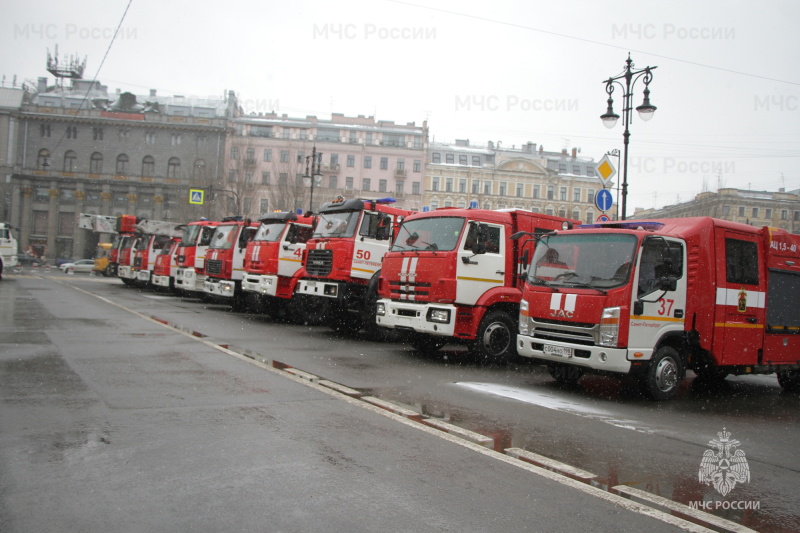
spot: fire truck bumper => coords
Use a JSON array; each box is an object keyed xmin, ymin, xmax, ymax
[
  {"xmin": 151, "ymin": 274, "xmax": 170, "ymax": 287},
  {"xmin": 117, "ymin": 265, "xmax": 135, "ymax": 279},
  {"xmin": 242, "ymin": 274, "xmax": 278, "ymax": 297},
  {"xmin": 375, "ymin": 299, "xmax": 457, "ymax": 337},
  {"xmin": 136, "ymin": 270, "xmax": 151, "ymax": 282},
  {"xmin": 175, "ymin": 268, "xmax": 206, "ymax": 292},
  {"xmin": 204, "ymin": 278, "xmax": 236, "ymax": 298},
  {"xmin": 296, "ymin": 279, "xmax": 344, "ymax": 300},
  {"xmin": 516, "ymin": 335, "xmax": 632, "ymax": 374}
]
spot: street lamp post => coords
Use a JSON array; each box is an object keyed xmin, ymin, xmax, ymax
[
  {"xmin": 605, "ymin": 148, "xmax": 621, "ymax": 220},
  {"xmin": 600, "ymin": 54, "xmax": 657, "ymax": 220},
  {"xmin": 302, "ymin": 145, "xmax": 323, "ymax": 213},
  {"xmin": 208, "ymin": 184, "xmax": 240, "ymax": 217}
]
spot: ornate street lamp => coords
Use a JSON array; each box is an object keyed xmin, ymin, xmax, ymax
[
  {"xmin": 601, "ymin": 54, "xmax": 657, "ymax": 220},
  {"xmin": 302, "ymin": 145, "xmax": 323, "ymax": 213}
]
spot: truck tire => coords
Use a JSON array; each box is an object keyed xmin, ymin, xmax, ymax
[
  {"xmin": 777, "ymin": 369, "xmax": 800, "ymax": 392},
  {"xmin": 470, "ymin": 310, "xmax": 516, "ymax": 365},
  {"xmin": 641, "ymin": 346, "xmax": 683, "ymax": 401},
  {"xmin": 547, "ymin": 362, "xmax": 584, "ymax": 386},
  {"xmin": 408, "ymin": 333, "xmax": 447, "ymax": 353}
]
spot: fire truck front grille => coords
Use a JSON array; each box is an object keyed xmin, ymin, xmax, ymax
[
  {"xmin": 530, "ymin": 319, "xmax": 597, "ymax": 347},
  {"xmin": 306, "ymin": 249, "xmax": 332, "ymax": 276},
  {"xmin": 133, "ymin": 257, "xmax": 142, "ymax": 268},
  {"xmin": 206, "ymin": 259, "xmax": 223, "ymax": 275},
  {"xmin": 388, "ymin": 281, "xmax": 432, "ymax": 299}
]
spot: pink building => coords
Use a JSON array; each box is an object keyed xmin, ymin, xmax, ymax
[{"xmin": 223, "ymin": 112, "xmax": 428, "ymax": 217}]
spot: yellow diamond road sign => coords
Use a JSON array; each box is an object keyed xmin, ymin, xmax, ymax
[{"xmin": 596, "ymin": 154, "xmax": 617, "ymax": 187}]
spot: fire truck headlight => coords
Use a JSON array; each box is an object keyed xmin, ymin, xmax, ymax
[
  {"xmin": 376, "ymin": 302, "xmax": 386, "ymax": 316},
  {"xmin": 599, "ymin": 306, "xmax": 621, "ymax": 347},
  {"xmin": 519, "ymin": 299, "xmax": 529, "ymax": 335},
  {"xmin": 427, "ymin": 308, "xmax": 451, "ymax": 324}
]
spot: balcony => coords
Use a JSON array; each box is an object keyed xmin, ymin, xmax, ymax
[
  {"xmin": 323, "ymin": 164, "xmax": 340, "ymax": 173},
  {"xmin": 394, "ymin": 168, "xmax": 407, "ymax": 179}
]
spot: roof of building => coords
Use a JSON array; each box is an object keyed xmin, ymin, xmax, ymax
[{"xmin": 0, "ymin": 87, "xmax": 25, "ymax": 109}]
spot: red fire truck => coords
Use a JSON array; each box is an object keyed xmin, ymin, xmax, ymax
[
  {"xmin": 375, "ymin": 208, "xmax": 577, "ymax": 363},
  {"xmin": 295, "ymin": 197, "xmax": 414, "ymax": 332},
  {"xmin": 78, "ymin": 213, "xmax": 138, "ymax": 277},
  {"xmin": 241, "ymin": 211, "xmax": 316, "ymax": 318},
  {"xmin": 123, "ymin": 219, "xmax": 181, "ymax": 287},
  {"xmin": 516, "ymin": 217, "xmax": 800, "ymax": 400},
  {"xmin": 151, "ymin": 236, "xmax": 182, "ymax": 291},
  {"xmin": 203, "ymin": 217, "xmax": 259, "ymax": 308},
  {"xmin": 174, "ymin": 219, "xmax": 220, "ymax": 297}
]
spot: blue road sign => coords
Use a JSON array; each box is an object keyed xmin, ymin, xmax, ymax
[{"xmin": 595, "ymin": 189, "xmax": 614, "ymax": 212}]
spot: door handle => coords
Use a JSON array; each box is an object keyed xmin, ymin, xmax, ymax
[{"xmin": 496, "ymin": 271, "xmax": 504, "ymax": 275}]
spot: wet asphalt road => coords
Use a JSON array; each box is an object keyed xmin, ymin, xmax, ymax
[{"xmin": 2, "ymin": 270, "xmax": 798, "ymax": 532}]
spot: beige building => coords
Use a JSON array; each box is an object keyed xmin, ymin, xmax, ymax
[
  {"xmin": 425, "ymin": 140, "xmax": 604, "ymax": 223},
  {"xmin": 631, "ymin": 188, "xmax": 800, "ymax": 232}
]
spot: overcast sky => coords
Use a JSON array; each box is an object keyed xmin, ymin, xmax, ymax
[{"xmin": 2, "ymin": 0, "xmax": 799, "ymax": 215}]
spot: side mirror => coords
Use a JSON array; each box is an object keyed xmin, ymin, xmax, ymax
[
  {"xmin": 658, "ymin": 276, "xmax": 678, "ymax": 292},
  {"xmin": 520, "ymin": 249, "xmax": 530, "ymax": 267}
]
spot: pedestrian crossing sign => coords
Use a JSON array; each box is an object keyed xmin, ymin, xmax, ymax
[{"xmin": 189, "ymin": 189, "xmax": 204, "ymax": 205}]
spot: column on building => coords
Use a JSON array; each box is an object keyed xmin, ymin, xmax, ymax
[
  {"xmin": 72, "ymin": 188, "xmax": 87, "ymax": 258},
  {"xmin": 19, "ymin": 182, "xmax": 33, "ymax": 252},
  {"xmin": 46, "ymin": 183, "xmax": 59, "ymax": 261}
]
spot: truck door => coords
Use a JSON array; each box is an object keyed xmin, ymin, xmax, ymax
[
  {"xmin": 713, "ymin": 230, "xmax": 766, "ymax": 366},
  {"xmin": 456, "ymin": 222, "xmax": 505, "ymax": 305},
  {"xmin": 278, "ymin": 224, "xmax": 311, "ymax": 277}
]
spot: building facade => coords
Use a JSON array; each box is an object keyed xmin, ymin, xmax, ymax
[
  {"xmin": 224, "ymin": 113, "xmax": 428, "ymax": 217},
  {"xmin": 631, "ymin": 188, "xmax": 800, "ymax": 232},
  {"xmin": 425, "ymin": 140, "xmax": 604, "ymax": 223},
  {"xmin": 6, "ymin": 64, "xmax": 233, "ymax": 259}
]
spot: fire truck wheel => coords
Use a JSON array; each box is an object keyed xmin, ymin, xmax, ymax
[
  {"xmin": 642, "ymin": 346, "xmax": 684, "ymax": 401},
  {"xmin": 547, "ymin": 362, "xmax": 584, "ymax": 385},
  {"xmin": 407, "ymin": 333, "xmax": 446, "ymax": 353},
  {"xmin": 471, "ymin": 310, "xmax": 516, "ymax": 365},
  {"xmin": 777, "ymin": 369, "xmax": 800, "ymax": 391}
]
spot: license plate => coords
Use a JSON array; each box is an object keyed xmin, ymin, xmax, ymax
[{"xmin": 543, "ymin": 344, "xmax": 573, "ymax": 357}]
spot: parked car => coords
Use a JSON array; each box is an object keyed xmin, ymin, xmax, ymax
[
  {"xmin": 59, "ymin": 259, "xmax": 95, "ymax": 274},
  {"xmin": 17, "ymin": 253, "xmax": 43, "ymax": 266},
  {"xmin": 55, "ymin": 257, "xmax": 75, "ymax": 267}
]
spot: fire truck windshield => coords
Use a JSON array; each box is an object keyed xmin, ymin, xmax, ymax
[
  {"xmin": 209, "ymin": 225, "xmax": 239, "ymax": 250},
  {"xmin": 181, "ymin": 225, "xmax": 202, "ymax": 247},
  {"xmin": 391, "ymin": 217, "xmax": 465, "ymax": 252},
  {"xmin": 253, "ymin": 222, "xmax": 285, "ymax": 242},
  {"xmin": 314, "ymin": 211, "xmax": 360, "ymax": 238},
  {"xmin": 528, "ymin": 233, "xmax": 638, "ymax": 289}
]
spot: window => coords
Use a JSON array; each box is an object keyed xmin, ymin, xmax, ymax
[
  {"xmin": 261, "ymin": 172, "xmax": 271, "ymax": 185},
  {"xmin": 230, "ymin": 146, "xmax": 239, "ymax": 160},
  {"xmin": 533, "ymin": 185, "xmax": 540, "ymax": 199},
  {"xmin": 738, "ymin": 206, "xmax": 745, "ymax": 217},
  {"xmin": 279, "ymin": 173, "xmax": 288, "ymax": 185},
  {"xmin": 573, "ymin": 188, "xmax": 581, "ymax": 202},
  {"xmin": 587, "ymin": 190, "xmax": 595, "ymax": 205},
  {"xmin": 345, "ymin": 176, "xmax": 354, "ymax": 190},
  {"xmin": 397, "ymin": 159, "xmax": 405, "ymax": 170},
  {"xmin": 330, "ymin": 154, "xmax": 339, "ymax": 165},
  {"xmin": 329, "ymin": 176, "xmax": 338, "ymax": 189},
  {"xmin": 363, "ymin": 178, "xmax": 371, "ymax": 191},
  {"xmin": 572, "ymin": 209, "xmax": 581, "ymax": 221},
  {"xmin": 395, "ymin": 181, "xmax": 404, "ymax": 194},
  {"xmin": 446, "ymin": 154, "xmax": 454, "ymax": 164},
  {"xmin": 459, "ymin": 155, "xmax": 467, "ymax": 165},
  {"xmin": 726, "ymin": 238, "xmax": 759, "ymax": 285},
  {"xmin": 516, "ymin": 184, "xmax": 523, "ymax": 197},
  {"xmin": 90, "ymin": 152, "xmax": 103, "ymax": 174},
  {"xmin": 379, "ymin": 179, "xmax": 387, "ymax": 192},
  {"xmin": 167, "ymin": 157, "xmax": 180, "ymax": 179},
  {"xmin": 380, "ymin": 157, "xmax": 388, "ymax": 170},
  {"xmin": 37, "ymin": 149, "xmax": 50, "ymax": 169},
  {"xmin": 560, "ymin": 187, "xmax": 567, "ymax": 201},
  {"xmin": 431, "ymin": 177, "xmax": 440, "ymax": 191},
  {"xmin": 66, "ymin": 125, "xmax": 78, "ymax": 139},
  {"xmin": 472, "ymin": 156, "xmax": 481, "ymax": 166},
  {"xmin": 484, "ymin": 181, "xmax": 491, "ymax": 195},
  {"xmin": 228, "ymin": 170, "xmax": 237, "ymax": 182},
  {"xmin": 245, "ymin": 171, "xmax": 254, "ymax": 184},
  {"xmin": 413, "ymin": 160, "xmax": 421, "ymax": 172},
  {"xmin": 246, "ymin": 148, "xmax": 255, "ymax": 162},
  {"xmin": 364, "ymin": 156, "xmax": 372, "ymax": 169},
  {"xmin": 432, "ymin": 153, "xmax": 441, "ymax": 164},
  {"xmin": 782, "ymin": 210, "xmax": 788, "ymax": 220},
  {"xmin": 412, "ymin": 182, "xmax": 420, "ymax": 195},
  {"xmin": 193, "ymin": 159, "xmax": 206, "ymax": 180},
  {"xmin": 573, "ymin": 165, "xmax": 580, "ymax": 174},
  {"xmin": 460, "ymin": 179, "xmax": 467, "ymax": 193},
  {"xmin": 244, "ymin": 198, "xmax": 252, "ymax": 214},
  {"xmin": 63, "ymin": 151, "xmax": 77, "ymax": 172},
  {"xmin": 766, "ymin": 208, "xmax": 772, "ymax": 219},
  {"xmin": 280, "ymin": 150, "xmax": 289, "ymax": 163},
  {"xmin": 445, "ymin": 178, "xmax": 453, "ymax": 192},
  {"xmin": 260, "ymin": 199, "xmax": 269, "ymax": 213},
  {"xmin": 142, "ymin": 156, "xmax": 155, "ymax": 177},
  {"xmin": 93, "ymin": 127, "xmax": 104, "ymax": 141},
  {"xmin": 752, "ymin": 207, "xmax": 759, "ymax": 219},
  {"xmin": 116, "ymin": 154, "xmax": 129, "ymax": 175},
  {"xmin": 558, "ymin": 163, "xmax": 566, "ymax": 173},
  {"xmin": 347, "ymin": 155, "xmax": 355, "ymax": 167},
  {"xmin": 472, "ymin": 180, "xmax": 480, "ymax": 194},
  {"xmin": 722, "ymin": 205, "xmax": 730, "ymax": 216},
  {"xmin": 547, "ymin": 185, "xmax": 554, "ymax": 200},
  {"xmin": 40, "ymin": 123, "xmax": 51, "ymax": 137},
  {"xmin": 366, "ymin": 133, "xmax": 373, "ymax": 145},
  {"xmin": 263, "ymin": 149, "xmax": 272, "ymax": 162}
]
